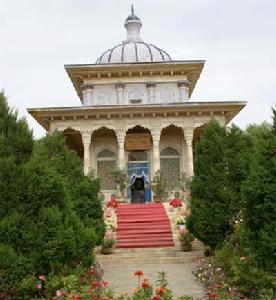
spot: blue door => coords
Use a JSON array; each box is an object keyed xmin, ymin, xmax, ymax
[{"xmin": 128, "ymin": 162, "xmax": 151, "ymax": 203}]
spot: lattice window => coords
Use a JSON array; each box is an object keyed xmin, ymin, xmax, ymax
[
  {"xmin": 160, "ymin": 147, "xmax": 180, "ymax": 183},
  {"xmin": 97, "ymin": 150, "xmax": 116, "ymax": 190}
]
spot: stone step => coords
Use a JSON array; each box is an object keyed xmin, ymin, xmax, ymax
[
  {"xmin": 97, "ymin": 254, "xmax": 203, "ymax": 265},
  {"xmin": 116, "ymin": 241, "xmax": 175, "ymax": 248},
  {"xmin": 97, "ymin": 249, "xmax": 203, "ymax": 259}
]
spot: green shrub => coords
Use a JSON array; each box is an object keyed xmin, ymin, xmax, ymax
[
  {"xmin": 187, "ymin": 121, "xmax": 251, "ymax": 249},
  {"xmin": 242, "ymin": 109, "xmax": 276, "ymax": 273}
]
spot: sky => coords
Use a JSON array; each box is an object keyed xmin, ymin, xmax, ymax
[{"xmin": 0, "ymin": 0, "xmax": 275, "ymax": 138}]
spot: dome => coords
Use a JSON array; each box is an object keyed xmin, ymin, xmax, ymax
[{"xmin": 96, "ymin": 6, "xmax": 172, "ymax": 64}]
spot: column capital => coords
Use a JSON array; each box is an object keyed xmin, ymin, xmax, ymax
[
  {"xmin": 151, "ymin": 128, "xmax": 161, "ymax": 147},
  {"xmin": 115, "ymin": 82, "xmax": 125, "ymax": 90},
  {"xmin": 146, "ymin": 82, "xmax": 156, "ymax": 89},
  {"xmin": 183, "ymin": 127, "xmax": 194, "ymax": 143},
  {"xmin": 81, "ymin": 130, "xmax": 93, "ymax": 145},
  {"xmin": 81, "ymin": 83, "xmax": 94, "ymax": 90},
  {"xmin": 115, "ymin": 129, "xmax": 126, "ymax": 144},
  {"xmin": 177, "ymin": 80, "xmax": 190, "ymax": 88}
]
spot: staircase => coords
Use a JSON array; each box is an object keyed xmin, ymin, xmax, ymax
[{"xmin": 116, "ymin": 203, "xmax": 175, "ymax": 248}]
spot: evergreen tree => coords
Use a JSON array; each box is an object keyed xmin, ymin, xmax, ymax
[
  {"xmin": 0, "ymin": 94, "xmax": 103, "ymax": 296},
  {"xmin": 0, "ymin": 91, "xmax": 33, "ymax": 164},
  {"xmin": 186, "ymin": 120, "xmax": 250, "ymax": 249},
  {"xmin": 242, "ymin": 109, "xmax": 276, "ymax": 273}
]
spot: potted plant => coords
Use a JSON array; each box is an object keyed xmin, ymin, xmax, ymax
[
  {"xmin": 112, "ymin": 169, "xmax": 128, "ymax": 199},
  {"xmin": 179, "ymin": 231, "xmax": 194, "ymax": 251},
  {"xmin": 101, "ymin": 237, "xmax": 115, "ymax": 255},
  {"xmin": 176, "ymin": 216, "xmax": 186, "ymax": 230},
  {"xmin": 151, "ymin": 170, "xmax": 168, "ymax": 202}
]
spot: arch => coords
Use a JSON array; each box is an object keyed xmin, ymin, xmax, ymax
[
  {"xmin": 97, "ymin": 149, "xmax": 116, "ymax": 159},
  {"xmin": 62, "ymin": 127, "xmax": 83, "ymax": 158},
  {"xmin": 126, "ymin": 124, "xmax": 151, "ymax": 132},
  {"xmin": 160, "ymin": 147, "xmax": 180, "ymax": 157},
  {"xmin": 160, "ymin": 146, "xmax": 181, "ymax": 185},
  {"xmin": 96, "ymin": 148, "xmax": 116, "ymax": 190}
]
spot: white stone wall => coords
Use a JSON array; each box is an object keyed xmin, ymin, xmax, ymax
[{"xmin": 83, "ymin": 82, "xmax": 189, "ymax": 106}]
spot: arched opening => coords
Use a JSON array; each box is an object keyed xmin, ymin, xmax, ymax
[
  {"xmin": 92, "ymin": 127, "xmax": 117, "ymax": 190},
  {"xmin": 63, "ymin": 127, "xmax": 83, "ymax": 158},
  {"xmin": 160, "ymin": 147, "xmax": 181, "ymax": 183},
  {"xmin": 96, "ymin": 149, "xmax": 116, "ymax": 190},
  {"xmin": 159, "ymin": 125, "xmax": 183, "ymax": 194},
  {"xmin": 126, "ymin": 125, "xmax": 151, "ymax": 203}
]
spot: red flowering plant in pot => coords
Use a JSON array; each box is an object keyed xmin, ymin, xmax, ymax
[{"xmin": 169, "ymin": 192, "xmax": 182, "ymax": 210}]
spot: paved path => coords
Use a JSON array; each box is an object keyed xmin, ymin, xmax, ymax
[{"xmin": 101, "ymin": 262, "xmax": 205, "ymax": 299}]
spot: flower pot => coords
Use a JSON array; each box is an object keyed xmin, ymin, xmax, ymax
[
  {"xmin": 153, "ymin": 195, "xmax": 161, "ymax": 203},
  {"xmin": 178, "ymin": 224, "xmax": 185, "ymax": 230},
  {"xmin": 181, "ymin": 244, "xmax": 192, "ymax": 252},
  {"xmin": 101, "ymin": 248, "xmax": 113, "ymax": 255}
]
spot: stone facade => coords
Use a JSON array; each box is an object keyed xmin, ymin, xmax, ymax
[{"xmin": 28, "ymin": 8, "xmax": 246, "ymax": 202}]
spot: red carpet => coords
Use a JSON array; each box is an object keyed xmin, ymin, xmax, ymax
[{"xmin": 116, "ymin": 203, "xmax": 175, "ymax": 248}]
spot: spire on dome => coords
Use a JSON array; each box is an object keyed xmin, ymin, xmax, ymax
[{"xmin": 124, "ymin": 5, "xmax": 143, "ymax": 43}]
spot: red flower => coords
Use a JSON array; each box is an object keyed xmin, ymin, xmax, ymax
[
  {"xmin": 134, "ymin": 270, "xmax": 143, "ymax": 276},
  {"xmin": 208, "ymin": 292, "xmax": 219, "ymax": 299},
  {"xmin": 155, "ymin": 287, "xmax": 166, "ymax": 296},
  {"xmin": 141, "ymin": 278, "xmax": 150, "ymax": 289},
  {"xmin": 152, "ymin": 296, "xmax": 161, "ymax": 300},
  {"xmin": 169, "ymin": 198, "xmax": 182, "ymax": 208},
  {"xmin": 92, "ymin": 281, "xmax": 100, "ymax": 289},
  {"xmin": 38, "ymin": 275, "xmax": 46, "ymax": 282},
  {"xmin": 101, "ymin": 281, "xmax": 109, "ymax": 287}
]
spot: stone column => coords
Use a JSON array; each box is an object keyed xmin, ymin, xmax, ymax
[
  {"xmin": 183, "ymin": 127, "xmax": 194, "ymax": 178},
  {"xmin": 177, "ymin": 81, "xmax": 189, "ymax": 102},
  {"xmin": 146, "ymin": 82, "xmax": 156, "ymax": 104},
  {"xmin": 116, "ymin": 129, "xmax": 126, "ymax": 170},
  {"xmin": 81, "ymin": 130, "xmax": 92, "ymax": 175},
  {"xmin": 81, "ymin": 83, "xmax": 94, "ymax": 106},
  {"xmin": 115, "ymin": 83, "xmax": 125, "ymax": 105},
  {"xmin": 151, "ymin": 128, "xmax": 161, "ymax": 175}
]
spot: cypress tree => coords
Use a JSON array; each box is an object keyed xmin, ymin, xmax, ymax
[
  {"xmin": 186, "ymin": 120, "xmax": 250, "ymax": 249},
  {"xmin": 242, "ymin": 109, "xmax": 276, "ymax": 273}
]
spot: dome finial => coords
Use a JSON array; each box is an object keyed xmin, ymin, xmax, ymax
[{"xmin": 124, "ymin": 5, "xmax": 143, "ymax": 43}]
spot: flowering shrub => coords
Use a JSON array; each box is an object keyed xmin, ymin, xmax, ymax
[
  {"xmin": 176, "ymin": 216, "xmax": 186, "ymax": 226},
  {"xmin": 107, "ymin": 195, "xmax": 119, "ymax": 209},
  {"xmin": 51, "ymin": 267, "xmax": 196, "ymax": 300},
  {"xmin": 169, "ymin": 198, "xmax": 182, "ymax": 208}
]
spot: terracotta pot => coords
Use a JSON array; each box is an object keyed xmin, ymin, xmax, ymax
[
  {"xmin": 181, "ymin": 244, "xmax": 192, "ymax": 252},
  {"xmin": 101, "ymin": 248, "xmax": 113, "ymax": 255},
  {"xmin": 153, "ymin": 195, "xmax": 161, "ymax": 203}
]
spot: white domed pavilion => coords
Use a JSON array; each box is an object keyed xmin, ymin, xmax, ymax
[{"xmin": 28, "ymin": 7, "xmax": 246, "ymax": 203}]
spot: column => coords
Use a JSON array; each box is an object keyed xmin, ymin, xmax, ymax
[
  {"xmin": 151, "ymin": 128, "xmax": 161, "ymax": 175},
  {"xmin": 115, "ymin": 83, "xmax": 125, "ymax": 105},
  {"xmin": 115, "ymin": 129, "xmax": 126, "ymax": 170},
  {"xmin": 81, "ymin": 130, "xmax": 92, "ymax": 175},
  {"xmin": 146, "ymin": 82, "xmax": 156, "ymax": 103},
  {"xmin": 183, "ymin": 127, "xmax": 194, "ymax": 178},
  {"xmin": 81, "ymin": 83, "xmax": 94, "ymax": 106},
  {"xmin": 177, "ymin": 81, "xmax": 189, "ymax": 102}
]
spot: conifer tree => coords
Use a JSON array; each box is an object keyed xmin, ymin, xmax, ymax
[
  {"xmin": 242, "ymin": 109, "xmax": 276, "ymax": 273},
  {"xmin": 186, "ymin": 120, "xmax": 250, "ymax": 249}
]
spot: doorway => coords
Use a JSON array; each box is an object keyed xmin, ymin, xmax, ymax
[{"xmin": 131, "ymin": 177, "xmax": 145, "ymax": 203}]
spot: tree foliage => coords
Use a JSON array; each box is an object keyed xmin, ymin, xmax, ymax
[
  {"xmin": 0, "ymin": 93, "xmax": 104, "ymax": 296},
  {"xmin": 242, "ymin": 109, "xmax": 276, "ymax": 273},
  {"xmin": 186, "ymin": 120, "xmax": 251, "ymax": 249},
  {"xmin": 0, "ymin": 91, "xmax": 33, "ymax": 164}
]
